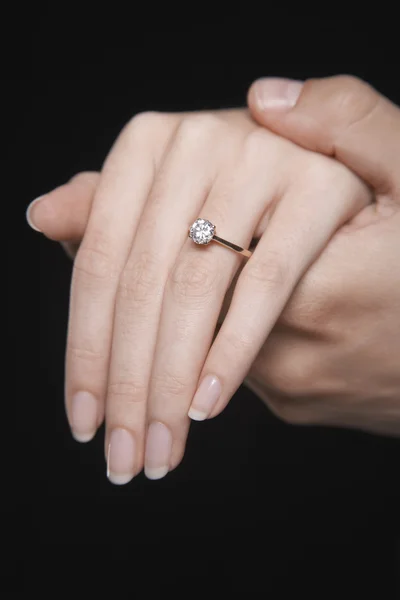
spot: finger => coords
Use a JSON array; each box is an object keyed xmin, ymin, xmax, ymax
[
  {"xmin": 247, "ymin": 76, "xmax": 400, "ymax": 197},
  {"xmin": 189, "ymin": 160, "xmax": 371, "ymax": 421},
  {"xmin": 244, "ymin": 210, "xmax": 400, "ymax": 435},
  {"xmin": 144, "ymin": 138, "xmax": 284, "ymax": 479},
  {"xmin": 26, "ymin": 172, "xmax": 99, "ymax": 240},
  {"xmin": 66, "ymin": 113, "xmax": 177, "ymax": 445},
  {"xmin": 105, "ymin": 114, "xmax": 233, "ymax": 483}
]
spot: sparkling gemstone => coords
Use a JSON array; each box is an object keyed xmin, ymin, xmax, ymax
[{"xmin": 189, "ymin": 218, "xmax": 215, "ymax": 245}]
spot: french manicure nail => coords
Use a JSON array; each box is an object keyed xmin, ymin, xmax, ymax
[
  {"xmin": 26, "ymin": 196, "xmax": 45, "ymax": 232},
  {"xmin": 107, "ymin": 428, "xmax": 136, "ymax": 485},
  {"xmin": 144, "ymin": 421, "xmax": 172, "ymax": 480},
  {"xmin": 188, "ymin": 375, "xmax": 221, "ymax": 421},
  {"xmin": 254, "ymin": 78, "xmax": 303, "ymax": 111},
  {"xmin": 70, "ymin": 391, "xmax": 98, "ymax": 442}
]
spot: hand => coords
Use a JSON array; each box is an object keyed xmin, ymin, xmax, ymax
[
  {"xmin": 241, "ymin": 75, "xmax": 400, "ymax": 436},
  {"xmin": 27, "ymin": 109, "xmax": 369, "ymax": 483}
]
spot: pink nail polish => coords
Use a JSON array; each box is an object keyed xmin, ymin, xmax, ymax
[
  {"xmin": 107, "ymin": 428, "xmax": 136, "ymax": 485},
  {"xmin": 188, "ymin": 375, "xmax": 221, "ymax": 421},
  {"xmin": 144, "ymin": 422, "xmax": 172, "ymax": 480},
  {"xmin": 70, "ymin": 391, "xmax": 98, "ymax": 442}
]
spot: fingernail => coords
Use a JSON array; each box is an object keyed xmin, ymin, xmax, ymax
[
  {"xmin": 144, "ymin": 422, "xmax": 172, "ymax": 480},
  {"xmin": 26, "ymin": 196, "xmax": 45, "ymax": 232},
  {"xmin": 254, "ymin": 78, "xmax": 303, "ymax": 111},
  {"xmin": 107, "ymin": 428, "xmax": 136, "ymax": 485},
  {"xmin": 188, "ymin": 375, "xmax": 222, "ymax": 421},
  {"xmin": 70, "ymin": 391, "xmax": 98, "ymax": 442}
]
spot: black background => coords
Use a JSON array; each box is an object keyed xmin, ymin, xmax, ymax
[{"xmin": 10, "ymin": 8, "xmax": 400, "ymax": 596}]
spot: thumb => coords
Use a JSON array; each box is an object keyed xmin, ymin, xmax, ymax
[
  {"xmin": 26, "ymin": 171, "xmax": 99, "ymax": 259},
  {"xmin": 26, "ymin": 172, "xmax": 99, "ymax": 241},
  {"xmin": 247, "ymin": 76, "xmax": 400, "ymax": 198}
]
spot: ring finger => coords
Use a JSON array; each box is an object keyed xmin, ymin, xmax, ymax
[{"xmin": 143, "ymin": 142, "xmax": 287, "ymax": 478}]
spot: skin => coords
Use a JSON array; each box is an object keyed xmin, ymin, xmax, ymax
[
  {"xmin": 26, "ymin": 100, "xmax": 382, "ymax": 483},
  {"xmin": 245, "ymin": 75, "xmax": 400, "ymax": 436}
]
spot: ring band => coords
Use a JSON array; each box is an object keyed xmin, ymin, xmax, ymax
[{"xmin": 188, "ymin": 218, "xmax": 252, "ymax": 258}]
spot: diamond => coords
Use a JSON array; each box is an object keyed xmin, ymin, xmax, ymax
[{"xmin": 189, "ymin": 218, "xmax": 215, "ymax": 245}]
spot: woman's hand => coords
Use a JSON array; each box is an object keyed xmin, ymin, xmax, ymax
[
  {"xmin": 29, "ymin": 163, "xmax": 400, "ymax": 438},
  {"xmin": 27, "ymin": 109, "xmax": 369, "ymax": 483}
]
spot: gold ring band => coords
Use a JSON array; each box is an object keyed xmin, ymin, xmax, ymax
[
  {"xmin": 211, "ymin": 234, "xmax": 252, "ymax": 258},
  {"xmin": 189, "ymin": 218, "xmax": 252, "ymax": 259}
]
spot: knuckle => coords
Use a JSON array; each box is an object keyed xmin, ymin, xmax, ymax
[
  {"xmin": 107, "ymin": 380, "xmax": 147, "ymax": 404},
  {"xmin": 222, "ymin": 330, "xmax": 254, "ymax": 354},
  {"xmin": 118, "ymin": 251, "xmax": 163, "ymax": 304},
  {"xmin": 169, "ymin": 254, "xmax": 219, "ymax": 302},
  {"xmin": 125, "ymin": 110, "xmax": 161, "ymax": 136},
  {"xmin": 253, "ymin": 343, "xmax": 315, "ymax": 399},
  {"xmin": 242, "ymin": 128, "xmax": 278, "ymax": 164},
  {"xmin": 154, "ymin": 371, "xmax": 190, "ymax": 399},
  {"xmin": 297, "ymin": 153, "xmax": 366, "ymax": 210},
  {"xmin": 270, "ymin": 365, "xmax": 311, "ymax": 398},
  {"xmin": 241, "ymin": 252, "xmax": 290, "ymax": 291},
  {"xmin": 73, "ymin": 234, "xmax": 115, "ymax": 282},
  {"xmin": 117, "ymin": 111, "xmax": 165, "ymax": 154},
  {"xmin": 131, "ymin": 110, "xmax": 161, "ymax": 126},
  {"xmin": 67, "ymin": 342, "xmax": 105, "ymax": 364},
  {"xmin": 177, "ymin": 113, "xmax": 222, "ymax": 145},
  {"xmin": 251, "ymin": 361, "xmax": 315, "ymax": 425},
  {"xmin": 329, "ymin": 74, "xmax": 372, "ymax": 103},
  {"xmin": 338, "ymin": 88, "xmax": 379, "ymax": 131},
  {"xmin": 298, "ymin": 154, "xmax": 340, "ymax": 188},
  {"xmin": 268, "ymin": 397, "xmax": 312, "ymax": 426},
  {"xmin": 310, "ymin": 75, "xmax": 378, "ymax": 128}
]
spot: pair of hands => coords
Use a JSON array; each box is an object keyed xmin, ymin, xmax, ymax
[{"xmin": 27, "ymin": 76, "xmax": 400, "ymax": 484}]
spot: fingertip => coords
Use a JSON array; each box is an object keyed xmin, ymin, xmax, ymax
[
  {"xmin": 144, "ymin": 466, "xmax": 169, "ymax": 480},
  {"xmin": 27, "ymin": 172, "xmax": 98, "ymax": 241},
  {"xmin": 26, "ymin": 195, "xmax": 46, "ymax": 232},
  {"xmin": 26, "ymin": 194, "xmax": 58, "ymax": 238},
  {"xmin": 188, "ymin": 407, "xmax": 208, "ymax": 421}
]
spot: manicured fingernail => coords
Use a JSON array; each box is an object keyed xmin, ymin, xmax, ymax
[
  {"xmin": 144, "ymin": 422, "xmax": 172, "ymax": 480},
  {"xmin": 253, "ymin": 78, "xmax": 303, "ymax": 111},
  {"xmin": 70, "ymin": 391, "xmax": 98, "ymax": 442},
  {"xmin": 188, "ymin": 375, "xmax": 222, "ymax": 421},
  {"xmin": 107, "ymin": 428, "xmax": 136, "ymax": 485},
  {"xmin": 26, "ymin": 196, "xmax": 45, "ymax": 232}
]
